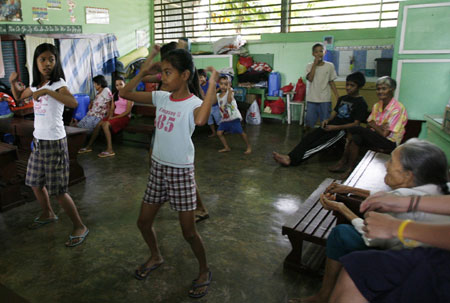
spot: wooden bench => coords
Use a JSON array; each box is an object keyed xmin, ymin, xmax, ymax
[
  {"xmin": 282, "ymin": 178, "xmax": 338, "ymax": 273},
  {"xmin": 121, "ymin": 105, "xmax": 156, "ymax": 147},
  {"xmin": 282, "ymin": 151, "xmax": 391, "ymax": 272}
]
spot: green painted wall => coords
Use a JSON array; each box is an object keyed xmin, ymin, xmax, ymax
[
  {"xmin": 0, "ymin": 0, "xmax": 151, "ymax": 56},
  {"xmin": 392, "ymin": 0, "xmax": 450, "ymax": 127},
  {"xmin": 191, "ymin": 28, "xmax": 396, "ymax": 86}
]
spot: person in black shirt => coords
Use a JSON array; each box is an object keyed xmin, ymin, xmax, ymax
[{"xmin": 273, "ymin": 72, "xmax": 368, "ymax": 166}]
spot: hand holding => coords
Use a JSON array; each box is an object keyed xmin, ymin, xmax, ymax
[
  {"xmin": 360, "ymin": 192, "xmax": 407, "ymax": 213},
  {"xmin": 363, "ymin": 211, "xmax": 400, "ymax": 239},
  {"xmin": 325, "ymin": 183, "xmax": 351, "ymax": 194},
  {"xmin": 319, "ymin": 194, "xmax": 344, "ymax": 212}
]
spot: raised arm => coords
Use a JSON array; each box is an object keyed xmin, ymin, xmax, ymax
[
  {"xmin": 194, "ymin": 66, "xmax": 218, "ymax": 126},
  {"xmin": 119, "ymin": 45, "xmax": 161, "ymax": 104},
  {"xmin": 363, "ymin": 211, "xmax": 450, "ymax": 251},
  {"xmin": 9, "ymin": 72, "xmax": 33, "ymax": 101}
]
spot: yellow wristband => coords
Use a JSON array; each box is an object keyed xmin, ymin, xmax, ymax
[{"xmin": 397, "ymin": 219, "xmax": 418, "ymax": 247}]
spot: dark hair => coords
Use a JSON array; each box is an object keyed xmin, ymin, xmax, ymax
[
  {"xmin": 399, "ymin": 138, "xmax": 449, "ymax": 194},
  {"xmin": 376, "ymin": 76, "xmax": 397, "ymax": 90},
  {"xmin": 346, "ymin": 72, "xmax": 366, "ymax": 88},
  {"xmin": 32, "ymin": 43, "xmax": 65, "ymax": 87},
  {"xmin": 115, "ymin": 76, "xmax": 125, "ymax": 83},
  {"xmin": 93, "ymin": 75, "xmax": 108, "ymax": 88},
  {"xmin": 113, "ymin": 76, "xmax": 125, "ymax": 101},
  {"xmin": 312, "ymin": 43, "xmax": 324, "ymax": 52},
  {"xmin": 161, "ymin": 42, "xmax": 178, "ymax": 60},
  {"xmin": 162, "ymin": 49, "xmax": 201, "ymax": 98},
  {"xmin": 219, "ymin": 75, "xmax": 230, "ymax": 82},
  {"xmin": 198, "ymin": 69, "xmax": 207, "ymax": 78}
]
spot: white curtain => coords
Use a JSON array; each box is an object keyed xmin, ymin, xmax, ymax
[{"xmin": 24, "ymin": 36, "xmax": 55, "ymax": 85}]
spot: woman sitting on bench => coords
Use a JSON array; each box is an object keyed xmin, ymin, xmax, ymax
[
  {"xmin": 79, "ymin": 77, "xmax": 133, "ymax": 158},
  {"xmin": 329, "ymin": 76, "xmax": 408, "ymax": 179},
  {"xmin": 291, "ymin": 138, "xmax": 449, "ymax": 303},
  {"xmin": 330, "ymin": 195, "xmax": 450, "ymax": 303}
]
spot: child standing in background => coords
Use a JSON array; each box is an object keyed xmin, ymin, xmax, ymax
[
  {"xmin": 199, "ymin": 68, "xmax": 221, "ymax": 137},
  {"xmin": 9, "ymin": 43, "xmax": 89, "ymax": 247},
  {"xmin": 305, "ymin": 42, "xmax": 339, "ymax": 129},
  {"xmin": 120, "ymin": 47, "xmax": 214, "ymax": 298},
  {"xmin": 216, "ymin": 75, "xmax": 251, "ymax": 154}
]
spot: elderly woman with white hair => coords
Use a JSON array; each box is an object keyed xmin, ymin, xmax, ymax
[
  {"xmin": 292, "ymin": 139, "xmax": 449, "ymax": 303},
  {"xmin": 329, "ymin": 76, "xmax": 408, "ymax": 178}
]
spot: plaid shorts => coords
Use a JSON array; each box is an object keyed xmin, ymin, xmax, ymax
[
  {"xmin": 25, "ymin": 137, "xmax": 70, "ymax": 196},
  {"xmin": 143, "ymin": 160, "xmax": 197, "ymax": 211}
]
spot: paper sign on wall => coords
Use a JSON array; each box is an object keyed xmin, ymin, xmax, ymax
[
  {"xmin": 32, "ymin": 7, "xmax": 48, "ymax": 21},
  {"xmin": 85, "ymin": 7, "xmax": 109, "ymax": 24},
  {"xmin": 47, "ymin": 0, "xmax": 62, "ymax": 10}
]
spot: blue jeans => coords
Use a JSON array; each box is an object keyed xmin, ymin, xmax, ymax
[{"xmin": 305, "ymin": 101, "xmax": 331, "ymax": 127}]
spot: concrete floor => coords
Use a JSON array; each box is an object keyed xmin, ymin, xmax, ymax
[{"xmin": 0, "ymin": 121, "xmax": 344, "ymax": 303}]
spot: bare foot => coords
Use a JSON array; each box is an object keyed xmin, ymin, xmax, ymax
[
  {"xmin": 338, "ymin": 168, "xmax": 353, "ymax": 180},
  {"xmin": 328, "ymin": 161, "xmax": 347, "ymax": 173},
  {"xmin": 208, "ymin": 133, "xmax": 216, "ymax": 137},
  {"xmin": 273, "ymin": 152, "xmax": 291, "ymax": 166},
  {"xmin": 65, "ymin": 225, "xmax": 89, "ymax": 247},
  {"xmin": 219, "ymin": 148, "xmax": 231, "ymax": 153},
  {"xmin": 135, "ymin": 257, "xmax": 164, "ymax": 280},
  {"xmin": 189, "ymin": 270, "xmax": 212, "ymax": 298},
  {"xmin": 244, "ymin": 147, "xmax": 252, "ymax": 154}
]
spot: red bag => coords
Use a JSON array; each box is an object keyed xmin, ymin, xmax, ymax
[
  {"xmin": 281, "ymin": 83, "xmax": 294, "ymax": 93},
  {"xmin": 293, "ymin": 77, "xmax": 306, "ymax": 102},
  {"xmin": 239, "ymin": 56, "xmax": 253, "ymax": 68},
  {"xmin": 269, "ymin": 97, "xmax": 285, "ymax": 114}
]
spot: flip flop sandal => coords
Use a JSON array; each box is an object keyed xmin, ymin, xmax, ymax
[
  {"xmin": 65, "ymin": 229, "xmax": 89, "ymax": 247},
  {"xmin": 98, "ymin": 151, "xmax": 116, "ymax": 158},
  {"xmin": 189, "ymin": 271, "xmax": 212, "ymax": 298},
  {"xmin": 134, "ymin": 262, "xmax": 164, "ymax": 280},
  {"xmin": 195, "ymin": 214, "xmax": 210, "ymax": 223},
  {"xmin": 28, "ymin": 216, "xmax": 59, "ymax": 230},
  {"xmin": 78, "ymin": 148, "xmax": 92, "ymax": 154}
]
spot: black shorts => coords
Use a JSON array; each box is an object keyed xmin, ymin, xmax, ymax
[{"xmin": 341, "ymin": 247, "xmax": 450, "ymax": 303}]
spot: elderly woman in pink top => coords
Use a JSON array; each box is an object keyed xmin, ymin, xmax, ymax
[
  {"xmin": 79, "ymin": 76, "xmax": 133, "ymax": 157},
  {"xmin": 329, "ymin": 76, "xmax": 408, "ymax": 178}
]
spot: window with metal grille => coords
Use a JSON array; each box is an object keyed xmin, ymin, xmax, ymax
[{"xmin": 154, "ymin": 0, "xmax": 399, "ymax": 43}]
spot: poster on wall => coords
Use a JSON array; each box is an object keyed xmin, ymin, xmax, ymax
[
  {"xmin": 32, "ymin": 7, "xmax": 48, "ymax": 21},
  {"xmin": 136, "ymin": 30, "xmax": 149, "ymax": 49},
  {"xmin": 47, "ymin": 0, "xmax": 62, "ymax": 10},
  {"xmin": 85, "ymin": 7, "xmax": 109, "ymax": 24},
  {"xmin": 0, "ymin": 0, "xmax": 22, "ymax": 21}
]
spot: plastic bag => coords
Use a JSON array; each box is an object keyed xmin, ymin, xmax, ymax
[
  {"xmin": 246, "ymin": 100, "xmax": 261, "ymax": 125},
  {"xmin": 269, "ymin": 97, "xmax": 285, "ymax": 114},
  {"xmin": 293, "ymin": 77, "xmax": 306, "ymax": 102},
  {"xmin": 239, "ymin": 56, "xmax": 253, "ymax": 68}
]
